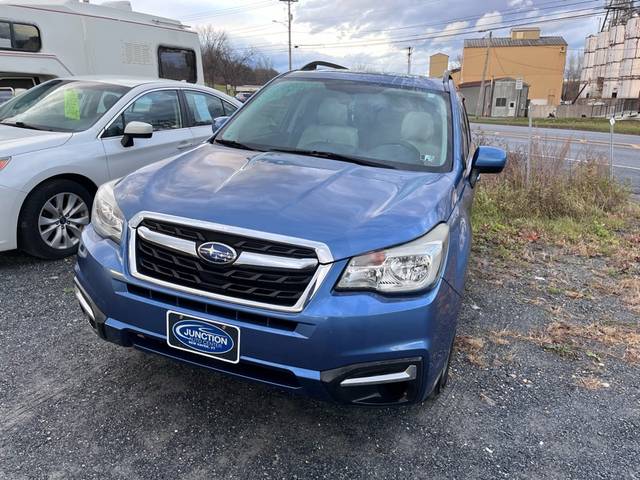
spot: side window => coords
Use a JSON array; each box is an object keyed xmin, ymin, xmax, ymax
[
  {"xmin": 13, "ymin": 24, "xmax": 41, "ymax": 52},
  {"xmin": 158, "ymin": 47, "xmax": 197, "ymax": 83},
  {"xmin": 495, "ymin": 97, "xmax": 507, "ymax": 107},
  {"xmin": 123, "ymin": 90, "xmax": 182, "ymax": 131},
  {"xmin": 0, "ymin": 22, "xmax": 41, "ymax": 52},
  {"xmin": 223, "ymin": 101, "xmax": 238, "ymax": 116},
  {"xmin": 0, "ymin": 22, "xmax": 10, "ymax": 49},
  {"xmin": 184, "ymin": 91, "xmax": 224, "ymax": 126},
  {"xmin": 103, "ymin": 114, "xmax": 125, "ymax": 137},
  {"xmin": 103, "ymin": 90, "xmax": 182, "ymax": 137}
]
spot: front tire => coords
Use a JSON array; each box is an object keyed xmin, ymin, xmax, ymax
[{"xmin": 19, "ymin": 179, "xmax": 93, "ymax": 259}]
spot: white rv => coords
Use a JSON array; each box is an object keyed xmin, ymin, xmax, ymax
[{"xmin": 0, "ymin": 0, "xmax": 204, "ymax": 93}]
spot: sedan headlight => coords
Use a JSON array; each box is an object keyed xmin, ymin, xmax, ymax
[
  {"xmin": 336, "ymin": 223, "xmax": 449, "ymax": 293},
  {"xmin": 91, "ymin": 180, "xmax": 124, "ymax": 243}
]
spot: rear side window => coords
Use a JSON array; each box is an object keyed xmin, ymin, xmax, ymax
[
  {"xmin": 223, "ymin": 101, "xmax": 238, "ymax": 116},
  {"xmin": 184, "ymin": 91, "xmax": 224, "ymax": 126},
  {"xmin": 0, "ymin": 21, "xmax": 41, "ymax": 52},
  {"xmin": 158, "ymin": 47, "xmax": 196, "ymax": 83}
]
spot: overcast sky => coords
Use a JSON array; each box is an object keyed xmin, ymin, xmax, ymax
[{"xmin": 120, "ymin": 0, "xmax": 603, "ymax": 74}]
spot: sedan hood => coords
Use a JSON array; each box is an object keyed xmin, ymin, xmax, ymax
[
  {"xmin": 116, "ymin": 145, "xmax": 457, "ymax": 261},
  {"xmin": 0, "ymin": 124, "xmax": 72, "ymax": 156}
]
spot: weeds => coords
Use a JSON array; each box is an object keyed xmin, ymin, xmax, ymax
[{"xmin": 472, "ymin": 138, "xmax": 635, "ymax": 257}]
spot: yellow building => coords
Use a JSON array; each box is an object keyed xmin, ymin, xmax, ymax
[{"xmin": 459, "ymin": 28, "xmax": 567, "ymax": 106}]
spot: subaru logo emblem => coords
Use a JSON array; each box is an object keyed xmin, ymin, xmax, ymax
[{"xmin": 197, "ymin": 242, "xmax": 237, "ymax": 265}]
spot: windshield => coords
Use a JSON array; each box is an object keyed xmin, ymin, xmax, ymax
[
  {"xmin": 0, "ymin": 80, "xmax": 130, "ymax": 132},
  {"xmin": 218, "ymin": 76, "xmax": 452, "ymax": 171}
]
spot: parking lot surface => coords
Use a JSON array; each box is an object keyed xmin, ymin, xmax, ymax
[{"xmin": 1, "ymin": 246, "xmax": 639, "ymax": 479}]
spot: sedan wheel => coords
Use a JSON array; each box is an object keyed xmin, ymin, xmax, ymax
[
  {"xmin": 19, "ymin": 179, "xmax": 94, "ymax": 259},
  {"xmin": 38, "ymin": 192, "xmax": 90, "ymax": 250}
]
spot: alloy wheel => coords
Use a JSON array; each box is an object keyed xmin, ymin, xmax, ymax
[{"xmin": 38, "ymin": 192, "xmax": 90, "ymax": 250}]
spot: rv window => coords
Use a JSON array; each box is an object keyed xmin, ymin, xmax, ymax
[
  {"xmin": 158, "ymin": 47, "xmax": 197, "ymax": 83},
  {"xmin": 0, "ymin": 22, "xmax": 10, "ymax": 49},
  {"xmin": 13, "ymin": 24, "xmax": 41, "ymax": 52}
]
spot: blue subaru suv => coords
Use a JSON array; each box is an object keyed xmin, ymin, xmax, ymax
[{"xmin": 74, "ymin": 63, "xmax": 506, "ymax": 405}]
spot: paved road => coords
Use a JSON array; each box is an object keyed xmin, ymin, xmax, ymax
[{"xmin": 471, "ymin": 123, "xmax": 640, "ymax": 194}]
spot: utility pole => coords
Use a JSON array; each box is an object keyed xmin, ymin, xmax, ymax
[
  {"xmin": 475, "ymin": 31, "xmax": 492, "ymax": 119},
  {"xmin": 279, "ymin": 0, "xmax": 298, "ymax": 71},
  {"xmin": 407, "ymin": 46, "xmax": 413, "ymax": 74}
]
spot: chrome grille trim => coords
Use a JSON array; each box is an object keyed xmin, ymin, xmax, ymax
[{"xmin": 127, "ymin": 212, "xmax": 333, "ymax": 313}]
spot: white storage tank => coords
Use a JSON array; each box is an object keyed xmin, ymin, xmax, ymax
[
  {"xmin": 623, "ymin": 37, "xmax": 640, "ymax": 59},
  {"xmin": 624, "ymin": 17, "xmax": 640, "ymax": 40},
  {"xmin": 605, "ymin": 61, "xmax": 621, "ymax": 79},
  {"xmin": 612, "ymin": 25, "xmax": 626, "ymax": 45}
]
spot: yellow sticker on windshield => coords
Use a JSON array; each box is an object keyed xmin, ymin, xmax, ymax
[{"xmin": 64, "ymin": 90, "xmax": 80, "ymax": 120}]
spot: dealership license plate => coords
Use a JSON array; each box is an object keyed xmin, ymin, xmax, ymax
[{"xmin": 166, "ymin": 311, "xmax": 240, "ymax": 364}]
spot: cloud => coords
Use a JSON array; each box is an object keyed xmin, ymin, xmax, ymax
[
  {"xmin": 508, "ymin": 0, "xmax": 533, "ymax": 7},
  {"xmin": 476, "ymin": 11, "xmax": 503, "ymax": 30}
]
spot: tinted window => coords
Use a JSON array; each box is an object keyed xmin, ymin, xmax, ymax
[
  {"xmin": 0, "ymin": 22, "xmax": 10, "ymax": 49},
  {"xmin": 219, "ymin": 77, "xmax": 452, "ymax": 171},
  {"xmin": 121, "ymin": 90, "xmax": 182, "ymax": 132},
  {"xmin": 223, "ymin": 101, "xmax": 238, "ymax": 116},
  {"xmin": 158, "ymin": 47, "xmax": 196, "ymax": 83},
  {"xmin": 495, "ymin": 98, "xmax": 507, "ymax": 107},
  {"xmin": 13, "ymin": 24, "xmax": 41, "ymax": 52},
  {"xmin": 184, "ymin": 91, "xmax": 224, "ymax": 126}
]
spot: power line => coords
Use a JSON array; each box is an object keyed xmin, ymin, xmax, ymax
[{"xmin": 260, "ymin": 6, "xmax": 604, "ymax": 51}]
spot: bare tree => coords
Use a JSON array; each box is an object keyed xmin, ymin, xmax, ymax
[
  {"xmin": 563, "ymin": 52, "xmax": 583, "ymax": 102},
  {"xmin": 198, "ymin": 26, "xmax": 278, "ymax": 93}
]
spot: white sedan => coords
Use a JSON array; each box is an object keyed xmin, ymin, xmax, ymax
[{"xmin": 0, "ymin": 76, "xmax": 241, "ymax": 259}]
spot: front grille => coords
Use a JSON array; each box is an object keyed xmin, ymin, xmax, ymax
[
  {"xmin": 140, "ymin": 219, "xmax": 317, "ymax": 259},
  {"xmin": 133, "ymin": 219, "xmax": 318, "ymax": 308}
]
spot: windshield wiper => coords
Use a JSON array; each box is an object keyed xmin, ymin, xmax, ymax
[
  {"xmin": 266, "ymin": 147, "xmax": 398, "ymax": 170},
  {"xmin": 214, "ymin": 138, "xmax": 263, "ymax": 152},
  {"xmin": 0, "ymin": 121, "xmax": 49, "ymax": 131}
]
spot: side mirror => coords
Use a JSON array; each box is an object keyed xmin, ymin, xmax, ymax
[
  {"xmin": 212, "ymin": 116, "xmax": 229, "ymax": 134},
  {"xmin": 121, "ymin": 121, "xmax": 153, "ymax": 148},
  {"xmin": 472, "ymin": 146, "xmax": 507, "ymax": 174}
]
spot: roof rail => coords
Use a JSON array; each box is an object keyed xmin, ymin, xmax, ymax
[{"xmin": 299, "ymin": 61, "xmax": 348, "ymax": 71}]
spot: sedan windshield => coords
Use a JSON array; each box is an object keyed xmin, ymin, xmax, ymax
[
  {"xmin": 218, "ymin": 76, "xmax": 452, "ymax": 171},
  {"xmin": 0, "ymin": 80, "xmax": 130, "ymax": 132}
]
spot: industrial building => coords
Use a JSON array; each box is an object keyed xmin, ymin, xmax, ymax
[
  {"xmin": 459, "ymin": 28, "xmax": 567, "ymax": 107},
  {"xmin": 458, "ymin": 78, "xmax": 529, "ymax": 117},
  {"xmin": 580, "ymin": 8, "xmax": 640, "ymax": 100}
]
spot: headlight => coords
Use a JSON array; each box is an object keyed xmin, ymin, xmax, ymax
[
  {"xmin": 91, "ymin": 180, "xmax": 124, "ymax": 243},
  {"xmin": 336, "ymin": 223, "xmax": 449, "ymax": 293}
]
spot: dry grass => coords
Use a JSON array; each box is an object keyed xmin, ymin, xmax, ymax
[
  {"xmin": 497, "ymin": 321, "xmax": 640, "ymax": 364},
  {"xmin": 455, "ymin": 335, "xmax": 487, "ymax": 367},
  {"xmin": 576, "ymin": 376, "xmax": 611, "ymax": 390},
  {"xmin": 472, "ymin": 138, "xmax": 634, "ymax": 259}
]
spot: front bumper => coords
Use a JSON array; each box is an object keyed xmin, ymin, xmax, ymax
[{"xmin": 75, "ymin": 226, "xmax": 462, "ymax": 405}]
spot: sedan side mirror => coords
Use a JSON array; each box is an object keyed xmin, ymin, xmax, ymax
[
  {"xmin": 121, "ymin": 121, "xmax": 153, "ymax": 148},
  {"xmin": 212, "ymin": 116, "xmax": 229, "ymax": 134}
]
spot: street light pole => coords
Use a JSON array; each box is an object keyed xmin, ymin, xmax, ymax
[
  {"xmin": 279, "ymin": 0, "xmax": 298, "ymax": 71},
  {"xmin": 407, "ymin": 46, "xmax": 413, "ymax": 74}
]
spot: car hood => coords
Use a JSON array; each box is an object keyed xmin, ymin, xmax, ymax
[
  {"xmin": 0, "ymin": 124, "xmax": 73, "ymax": 156},
  {"xmin": 116, "ymin": 145, "xmax": 457, "ymax": 261}
]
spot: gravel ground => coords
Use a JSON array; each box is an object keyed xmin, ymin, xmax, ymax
[{"xmin": 1, "ymin": 245, "xmax": 639, "ymax": 480}]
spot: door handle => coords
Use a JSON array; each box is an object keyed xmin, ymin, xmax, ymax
[{"xmin": 177, "ymin": 142, "xmax": 194, "ymax": 150}]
